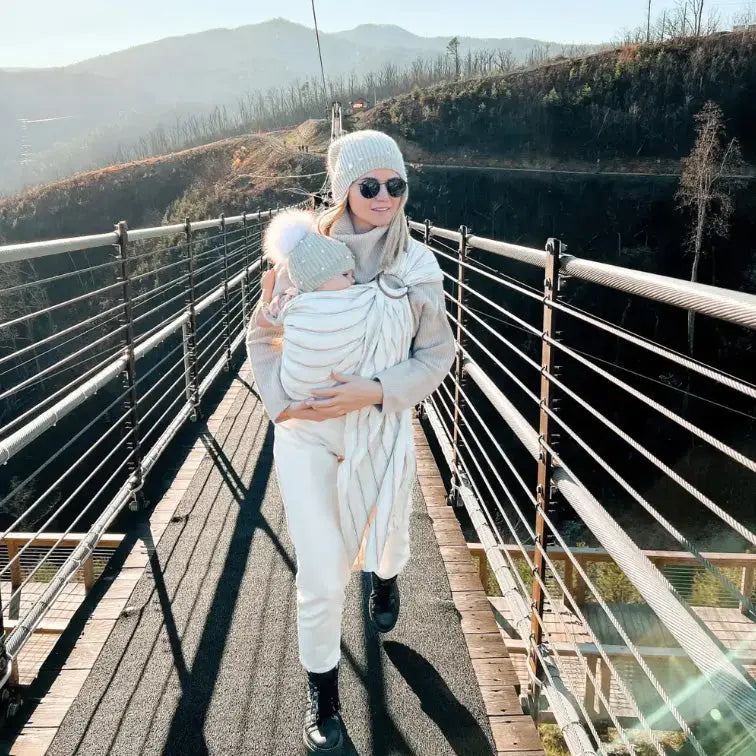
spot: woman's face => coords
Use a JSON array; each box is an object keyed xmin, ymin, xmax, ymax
[{"xmin": 347, "ymin": 169, "xmax": 404, "ymax": 232}]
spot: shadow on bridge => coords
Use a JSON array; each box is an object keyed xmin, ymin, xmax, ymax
[{"xmin": 11, "ymin": 366, "xmax": 494, "ymax": 755}]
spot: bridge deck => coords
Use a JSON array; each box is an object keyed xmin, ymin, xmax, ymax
[{"xmin": 2, "ymin": 366, "xmax": 540, "ymax": 755}]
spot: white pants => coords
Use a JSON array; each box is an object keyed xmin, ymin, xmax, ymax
[{"xmin": 273, "ymin": 417, "xmax": 412, "ymax": 673}]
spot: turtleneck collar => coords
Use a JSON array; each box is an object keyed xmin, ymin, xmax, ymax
[{"xmin": 329, "ymin": 211, "xmax": 389, "ymax": 284}]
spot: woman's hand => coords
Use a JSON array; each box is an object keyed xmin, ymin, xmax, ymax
[{"xmin": 303, "ymin": 371, "xmax": 383, "ymax": 420}]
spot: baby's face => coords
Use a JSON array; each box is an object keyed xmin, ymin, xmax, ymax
[{"xmin": 316, "ymin": 270, "xmax": 355, "ymax": 291}]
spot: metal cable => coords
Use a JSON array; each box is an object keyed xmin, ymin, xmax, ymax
[
  {"xmin": 0, "ymin": 257, "xmax": 120, "ymax": 295},
  {"xmin": 0, "ymin": 324, "xmax": 126, "ymax": 401},
  {"xmin": 0, "ymin": 278, "xmax": 125, "ymax": 332},
  {"xmin": 454, "ymin": 368, "xmax": 724, "ymax": 752},
  {"xmin": 431, "ymin": 244, "xmax": 543, "ymax": 302},
  {"xmin": 138, "ymin": 376, "xmax": 193, "ymax": 447},
  {"xmin": 551, "ymin": 299, "xmax": 756, "ymax": 399},
  {"xmin": 446, "ymin": 374, "xmax": 743, "ymax": 747},
  {"xmin": 559, "ymin": 344, "xmax": 756, "ymax": 421},
  {"xmin": 411, "ymin": 220, "xmax": 756, "ymax": 330},
  {"xmin": 7, "ymin": 446, "xmax": 136, "ymax": 603},
  {"xmin": 3, "ymin": 426, "xmax": 134, "ymax": 587},
  {"xmin": 0, "ymin": 308, "xmax": 123, "ymax": 378},
  {"xmin": 466, "ymin": 359, "xmax": 756, "ymax": 735},
  {"xmin": 430, "ymin": 392, "xmax": 677, "ymax": 753},
  {"xmin": 542, "ymin": 365, "xmax": 756, "ymax": 551},
  {"xmin": 438, "ymin": 267, "xmax": 541, "ymax": 337},
  {"xmin": 134, "ymin": 339, "xmax": 186, "ymax": 396},
  {"xmin": 0, "ymin": 403, "xmax": 131, "ymax": 537},
  {"xmin": 430, "ymin": 387, "xmax": 622, "ymax": 752},
  {"xmin": 548, "ymin": 336, "xmax": 756, "ymax": 473}
]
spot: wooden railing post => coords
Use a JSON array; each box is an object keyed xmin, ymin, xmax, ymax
[
  {"xmin": 529, "ymin": 237, "xmax": 563, "ymax": 701},
  {"xmin": 115, "ymin": 221, "xmax": 148, "ymax": 511},
  {"xmin": 450, "ymin": 225, "xmax": 470, "ymax": 506},
  {"xmin": 82, "ymin": 557, "xmax": 95, "ymax": 591},
  {"xmin": 6, "ymin": 541, "xmax": 22, "ymax": 620},
  {"xmin": 183, "ymin": 218, "xmax": 202, "ymax": 422},
  {"xmin": 741, "ymin": 565, "xmax": 754, "ymax": 616}
]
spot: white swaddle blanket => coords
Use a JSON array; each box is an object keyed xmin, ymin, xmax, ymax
[{"xmin": 279, "ymin": 240, "xmax": 443, "ymax": 570}]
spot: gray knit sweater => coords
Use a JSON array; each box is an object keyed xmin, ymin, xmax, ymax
[{"xmin": 245, "ymin": 211, "xmax": 455, "ymax": 421}]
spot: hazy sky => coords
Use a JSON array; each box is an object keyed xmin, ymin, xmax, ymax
[{"xmin": 0, "ymin": 0, "xmax": 748, "ymax": 68}]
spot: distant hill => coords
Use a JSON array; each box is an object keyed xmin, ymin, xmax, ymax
[{"xmin": 0, "ymin": 19, "xmax": 587, "ymax": 195}]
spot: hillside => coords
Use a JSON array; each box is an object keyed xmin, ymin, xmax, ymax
[
  {"xmin": 364, "ymin": 30, "xmax": 756, "ymax": 164},
  {"xmin": 0, "ymin": 19, "xmax": 573, "ymax": 196},
  {"xmin": 0, "ymin": 132, "xmax": 327, "ymax": 245}
]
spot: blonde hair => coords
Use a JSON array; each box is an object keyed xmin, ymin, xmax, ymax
[{"xmin": 316, "ymin": 194, "xmax": 410, "ymax": 271}]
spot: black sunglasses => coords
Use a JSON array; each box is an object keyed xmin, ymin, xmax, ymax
[{"xmin": 356, "ymin": 177, "xmax": 407, "ymax": 199}]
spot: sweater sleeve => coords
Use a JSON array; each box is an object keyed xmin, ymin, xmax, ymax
[
  {"xmin": 244, "ymin": 265, "xmax": 293, "ymax": 423},
  {"xmin": 373, "ymin": 279, "xmax": 455, "ymax": 414}
]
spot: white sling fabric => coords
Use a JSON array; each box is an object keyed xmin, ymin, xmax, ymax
[{"xmin": 278, "ymin": 240, "xmax": 442, "ymax": 570}]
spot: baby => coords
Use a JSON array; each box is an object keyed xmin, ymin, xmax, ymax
[
  {"xmin": 249, "ymin": 207, "xmax": 441, "ymax": 572},
  {"xmin": 255, "ymin": 209, "xmax": 356, "ymax": 328}
]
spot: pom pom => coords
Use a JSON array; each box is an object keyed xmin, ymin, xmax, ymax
[{"xmin": 262, "ymin": 209, "xmax": 316, "ymax": 265}]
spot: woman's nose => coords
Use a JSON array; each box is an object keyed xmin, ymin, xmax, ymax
[{"xmin": 376, "ymin": 184, "xmax": 390, "ymax": 199}]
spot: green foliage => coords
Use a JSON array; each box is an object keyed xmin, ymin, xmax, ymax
[
  {"xmin": 543, "ymin": 87, "xmax": 561, "ymax": 105},
  {"xmin": 371, "ymin": 31, "xmax": 756, "ymax": 163}
]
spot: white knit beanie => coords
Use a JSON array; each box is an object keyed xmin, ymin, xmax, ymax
[
  {"xmin": 263, "ymin": 209, "xmax": 355, "ymax": 292},
  {"xmin": 327, "ymin": 130, "xmax": 408, "ymax": 202}
]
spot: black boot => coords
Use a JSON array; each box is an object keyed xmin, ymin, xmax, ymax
[
  {"xmin": 369, "ymin": 573, "xmax": 400, "ymax": 633},
  {"xmin": 304, "ymin": 665, "xmax": 344, "ymax": 753}
]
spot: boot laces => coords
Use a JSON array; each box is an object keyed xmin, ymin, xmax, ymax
[{"xmin": 307, "ymin": 673, "xmax": 340, "ymax": 724}]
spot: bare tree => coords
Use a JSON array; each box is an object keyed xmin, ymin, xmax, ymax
[
  {"xmin": 447, "ymin": 37, "xmax": 461, "ymax": 80},
  {"xmin": 676, "ymin": 101, "xmax": 743, "ymax": 354}
]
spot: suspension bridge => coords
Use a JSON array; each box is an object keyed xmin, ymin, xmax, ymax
[{"xmin": 0, "ymin": 123, "xmax": 754, "ymax": 754}]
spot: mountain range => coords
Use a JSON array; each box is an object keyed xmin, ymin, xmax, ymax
[{"xmin": 0, "ymin": 18, "xmax": 598, "ymax": 195}]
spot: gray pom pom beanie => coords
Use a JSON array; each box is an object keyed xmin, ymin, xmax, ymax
[
  {"xmin": 327, "ymin": 130, "xmax": 408, "ymax": 202},
  {"xmin": 263, "ymin": 208, "xmax": 355, "ymax": 292}
]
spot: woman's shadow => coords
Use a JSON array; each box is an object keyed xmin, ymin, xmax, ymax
[{"xmin": 381, "ymin": 641, "xmax": 494, "ymax": 755}]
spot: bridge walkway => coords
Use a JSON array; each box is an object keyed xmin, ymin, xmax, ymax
[{"xmin": 2, "ymin": 365, "xmax": 541, "ymax": 755}]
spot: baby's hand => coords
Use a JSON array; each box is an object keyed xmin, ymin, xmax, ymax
[{"xmin": 261, "ymin": 269, "xmax": 276, "ymax": 304}]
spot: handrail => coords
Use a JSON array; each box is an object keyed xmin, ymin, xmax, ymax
[
  {"xmin": 0, "ymin": 206, "xmax": 273, "ymax": 690},
  {"xmin": 413, "ymin": 217, "xmax": 755, "ymax": 754},
  {"xmin": 409, "ymin": 219, "xmax": 756, "ymax": 330},
  {"xmin": 0, "ymin": 209, "xmax": 273, "ymax": 264}
]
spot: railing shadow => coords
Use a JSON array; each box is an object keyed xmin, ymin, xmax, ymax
[{"xmin": 382, "ymin": 640, "xmax": 493, "ymax": 755}]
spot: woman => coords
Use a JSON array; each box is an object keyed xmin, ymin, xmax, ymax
[{"xmin": 245, "ymin": 129, "xmax": 455, "ymax": 753}]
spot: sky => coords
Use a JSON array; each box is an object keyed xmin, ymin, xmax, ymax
[{"xmin": 0, "ymin": 0, "xmax": 750, "ymax": 68}]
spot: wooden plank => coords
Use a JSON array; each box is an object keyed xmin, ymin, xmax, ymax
[
  {"xmin": 480, "ymin": 685, "xmax": 523, "ymax": 716},
  {"xmin": 472, "ymin": 659, "xmax": 521, "ymax": 689},
  {"xmin": 453, "ymin": 591, "xmax": 492, "ymax": 613},
  {"xmin": 2, "ymin": 533, "xmax": 124, "ymax": 549},
  {"xmin": 445, "ymin": 561, "xmax": 478, "ymax": 575},
  {"xmin": 440, "ymin": 545, "xmax": 474, "ymax": 563},
  {"xmin": 489, "ymin": 717, "xmax": 543, "ymax": 753},
  {"xmin": 432, "ymin": 519, "xmax": 461, "ymax": 532},
  {"xmin": 461, "ymin": 611, "xmax": 499, "ymax": 634},
  {"xmin": 31, "ymin": 668, "xmax": 91, "ymax": 700},
  {"xmin": 3, "ymin": 619, "xmax": 68, "ymax": 635},
  {"xmin": 23, "ymin": 697, "xmax": 75, "ymax": 728},
  {"xmin": 449, "ymin": 573, "xmax": 484, "ymax": 592},
  {"xmin": 465, "ymin": 633, "xmax": 510, "ymax": 659},
  {"xmin": 434, "ymin": 529, "xmax": 466, "ymax": 546},
  {"xmin": 425, "ymin": 506, "xmax": 456, "ymax": 520},
  {"xmin": 0, "ymin": 727, "xmax": 57, "ymax": 756}
]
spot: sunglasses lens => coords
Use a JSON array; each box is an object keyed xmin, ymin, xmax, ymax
[
  {"xmin": 386, "ymin": 178, "xmax": 407, "ymax": 197},
  {"xmin": 358, "ymin": 178, "xmax": 380, "ymax": 199}
]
